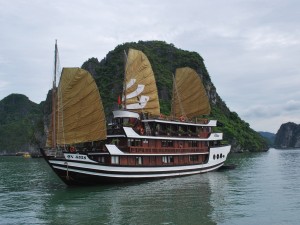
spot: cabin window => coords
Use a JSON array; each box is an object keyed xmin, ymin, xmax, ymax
[
  {"xmin": 136, "ymin": 139, "xmax": 142, "ymax": 146},
  {"xmin": 113, "ymin": 118, "xmax": 122, "ymax": 128},
  {"xmin": 188, "ymin": 141, "xmax": 198, "ymax": 147},
  {"xmin": 129, "ymin": 117, "xmax": 137, "ymax": 125},
  {"xmin": 111, "ymin": 138, "xmax": 120, "ymax": 145},
  {"xmin": 111, "ymin": 156, "xmax": 119, "ymax": 164},
  {"xmin": 143, "ymin": 139, "xmax": 149, "ymax": 146},
  {"xmin": 98, "ymin": 156, "xmax": 105, "ymax": 163},
  {"xmin": 179, "ymin": 141, "xmax": 184, "ymax": 148},
  {"xmin": 162, "ymin": 140, "xmax": 168, "ymax": 147},
  {"xmin": 162, "ymin": 156, "xmax": 167, "ymax": 163},
  {"xmin": 128, "ymin": 139, "xmax": 142, "ymax": 147},
  {"xmin": 162, "ymin": 140, "xmax": 173, "ymax": 147},
  {"xmin": 155, "ymin": 124, "xmax": 160, "ymax": 135},
  {"xmin": 122, "ymin": 118, "xmax": 129, "ymax": 126},
  {"xmin": 189, "ymin": 127, "xmax": 196, "ymax": 134},
  {"xmin": 151, "ymin": 156, "xmax": 156, "ymax": 165},
  {"xmin": 189, "ymin": 155, "xmax": 199, "ymax": 162},
  {"xmin": 135, "ymin": 157, "xmax": 143, "ymax": 165},
  {"xmin": 162, "ymin": 156, "xmax": 174, "ymax": 164}
]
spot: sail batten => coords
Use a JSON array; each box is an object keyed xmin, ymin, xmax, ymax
[
  {"xmin": 172, "ymin": 67, "xmax": 211, "ymax": 119},
  {"xmin": 46, "ymin": 67, "xmax": 106, "ymax": 146},
  {"xmin": 123, "ymin": 49, "xmax": 160, "ymax": 116}
]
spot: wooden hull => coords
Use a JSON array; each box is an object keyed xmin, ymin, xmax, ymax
[{"xmin": 40, "ymin": 145, "xmax": 230, "ymax": 186}]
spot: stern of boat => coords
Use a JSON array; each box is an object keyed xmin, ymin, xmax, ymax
[{"xmin": 207, "ymin": 145, "xmax": 231, "ymax": 168}]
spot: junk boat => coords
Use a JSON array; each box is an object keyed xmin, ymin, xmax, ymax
[{"xmin": 40, "ymin": 42, "xmax": 231, "ymax": 185}]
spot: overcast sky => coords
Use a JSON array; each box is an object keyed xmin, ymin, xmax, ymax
[{"xmin": 0, "ymin": 0, "xmax": 299, "ymax": 133}]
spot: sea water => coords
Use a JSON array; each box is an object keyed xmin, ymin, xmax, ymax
[{"xmin": 0, "ymin": 148, "xmax": 300, "ymax": 225}]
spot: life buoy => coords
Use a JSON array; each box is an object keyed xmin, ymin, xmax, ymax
[
  {"xmin": 140, "ymin": 128, "xmax": 144, "ymax": 135},
  {"xmin": 70, "ymin": 146, "xmax": 76, "ymax": 153}
]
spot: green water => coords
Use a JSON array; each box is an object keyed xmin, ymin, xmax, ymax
[{"xmin": 1, "ymin": 149, "xmax": 300, "ymax": 225}]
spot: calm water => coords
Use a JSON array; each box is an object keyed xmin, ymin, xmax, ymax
[{"xmin": 1, "ymin": 148, "xmax": 300, "ymax": 225}]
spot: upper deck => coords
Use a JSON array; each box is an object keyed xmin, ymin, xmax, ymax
[{"xmin": 111, "ymin": 110, "xmax": 217, "ymax": 126}]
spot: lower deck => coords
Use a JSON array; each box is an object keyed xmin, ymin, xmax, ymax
[{"xmin": 88, "ymin": 154, "xmax": 210, "ymax": 167}]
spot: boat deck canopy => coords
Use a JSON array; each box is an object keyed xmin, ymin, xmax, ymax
[{"xmin": 113, "ymin": 110, "xmax": 140, "ymax": 119}]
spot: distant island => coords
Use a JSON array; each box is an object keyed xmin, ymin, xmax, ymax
[
  {"xmin": 0, "ymin": 40, "xmax": 268, "ymax": 154},
  {"xmin": 259, "ymin": 131, "xmax": 276, "ymax": 147},
  {"xmin": 274, "ymin": 122, "xmax": 300, "ymax": 149}
]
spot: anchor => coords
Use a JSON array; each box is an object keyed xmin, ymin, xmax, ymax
[{"xmin": 64, "ymin": 161, "xmax": 70, "ymax": 180}]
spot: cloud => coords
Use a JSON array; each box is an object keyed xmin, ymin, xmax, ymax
[
  {"xmin": 247, "ymin": 113, "xmax": 300, "ymax": 133},
  {"xmin": 0, "ymin": 80, "xmax": 10, "ymax": 90},
  {"xmin": 242, "ymin": 99, "xmax": 300, "ymax": 118},
  {"xmin": 244, "ymin": 26, "xmax": 300, "ymax": 50},
  {"xmin": 0, "ymin": 0, "xmax": 299, "ymax": 133},
  {"xmin": 239, "ymin": 99, "xmax": 300, "ymax": 133},
  {"xmin": 242, "ymin": 104, "xmax": 281, "ymax": 119},
  {"xmin": 284, "ymin": 100, "xmax": 300, "ymax": 111}
]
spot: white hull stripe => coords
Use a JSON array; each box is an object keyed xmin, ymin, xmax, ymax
[
  {"xmin": 49, "ymin": 158, "xmax": 226, "ymax": 173},
  {"xmin": 52, "ymin": 163, "xmax": 223, "ymax": 178}
]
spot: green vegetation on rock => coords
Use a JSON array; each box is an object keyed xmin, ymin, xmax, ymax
[
  {"xmin": 210, "ymin": 106, "xmax": 268, "ymax": 152},
  {"xmin": 0, "ymin": 94, "xmax": 44, "ymax": 154},
  {"xmin": 82, "ymin": 40, "xmax": 268, "ymax": 152}
]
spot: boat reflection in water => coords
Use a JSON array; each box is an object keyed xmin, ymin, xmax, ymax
[{"xmin": 40, "ymin": 173, "xmax": 220, "ymax": 225}]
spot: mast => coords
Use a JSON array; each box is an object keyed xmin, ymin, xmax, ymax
[
  {"xmin": 51, "ymin": 40, "xmax": 58, "ymax": 148},
  {"xmin": 123, "ymin": 49, "xmax": 128, "ymax": 109}
]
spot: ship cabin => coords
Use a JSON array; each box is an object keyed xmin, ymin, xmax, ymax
[{"xmin": 90, "ymin": 110, "xmax": 225, "ymax": 167}]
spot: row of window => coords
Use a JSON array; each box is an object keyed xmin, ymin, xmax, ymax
[
  {"xmin": 155, "ymin": 124, "xmax": 212, "ymax": 133},
  {"xmin": 110, "ymin": 155, "xmax": 201, "ymax": 165},
  {"xmin": 213, "ymin": 153, "xmax": 225, "ymax": 160},
  {"xmin": 127, "ymin": 138, "xmax": 210, "ymax": 148}
]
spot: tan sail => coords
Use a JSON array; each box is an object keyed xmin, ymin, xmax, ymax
[
  {"xmin": 172, "ymin": 67, "xmax": 211, "ymax": 119},
  {"xmin": 46, "ymin": 68, "xmax": 106, "ymax": 146},
  {"xmin": 123, "ymin": 48, "xmax": 160, "ymax": 116}
]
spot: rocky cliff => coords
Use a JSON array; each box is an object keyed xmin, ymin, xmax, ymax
[
  {"xmin": 274, "ymin": 122, "xmax": 300, "ymax": 148},
  {"xmin": 82, "ymin": 41, "xmax": 268, "ymax": 152}
]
